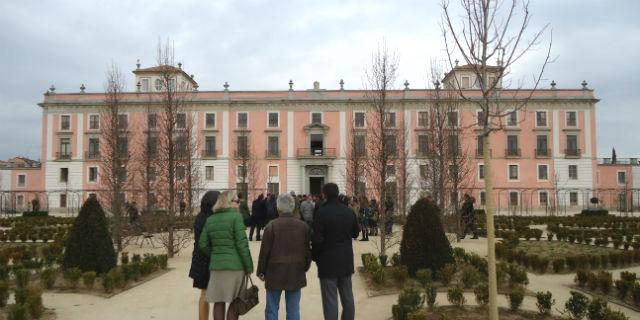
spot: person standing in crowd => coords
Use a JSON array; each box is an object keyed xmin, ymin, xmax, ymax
[
  {"xmin": 250, "ymin": 194, "xmax": 266, "ymax": 241},
  {"xmin": 266, "ymin": 193, "xmax": 278, "ymax": 224},
  {"xmin": 358, "ymin": 197, "xmax": 370, "ymax": 241},
  {"xmin": 300, "ymin": 194, "xmax": 315, "ymax": 226},
  {"xmin": 189, "ymin": 191, "xmax": 220, "ymax": 320},
  {"xmin": 460, "ymin": 194, "xmax": 478, "ymax": 239},
  {"xmin": 384, "ymin": 197, "xmax": 394, "ymax": 235},
  {"xmin": 312, "ymin": 183, "xmax": 360, "ymax": 320},
  {"xmin": 257, "ymin": 193, "xmax": 311, "ymax": 320},
  {"xmin": 199, "ymin": 191, "xmax": 253, "ymax": 320},
  {"xmin": 369, "ymin": 199, "xmax": 379, "ymax": 236},
  {"xmin": 237, "ymin": 192, "xmax": 251, "ymax": 227}
]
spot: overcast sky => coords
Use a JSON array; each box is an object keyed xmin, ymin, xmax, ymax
[{"xmin": 1, "ymin": 0, "xmax": 638, "ymax": 160}]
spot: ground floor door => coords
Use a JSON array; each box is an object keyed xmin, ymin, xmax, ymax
[{"xmin": 309, "ymin": 177, "xmax": 324, "ymax": 196}]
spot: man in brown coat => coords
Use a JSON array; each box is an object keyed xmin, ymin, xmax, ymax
[{"xmin": 257, "ymin": 193, "xmax": 311, "ymax": 320}]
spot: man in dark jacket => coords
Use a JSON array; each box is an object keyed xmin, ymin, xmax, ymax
[
  {"xmin": 460, "ymin": 194, "xmax": 478, "ymax": 239},
  {"xmin": 258, "ymin": 193, "xmax": 311, "ymax": 320},
  {"xmin": 266, "ymin": 194, "xmax": 278, "ymax": 223},
  {"xmin": 312, "ymin": 183, "xmax": 360, "ymax": 320},
  {"xmin": 250, "ymin": 194, "xmax": 266, "ymax": 241}
]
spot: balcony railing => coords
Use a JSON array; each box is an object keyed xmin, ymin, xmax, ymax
[
  {"xmin": 297, "ymin": 148, "xmax": 337, "ymax": 159},
  {"xmin": 201, "ymin": 149, "xmax": 217, "ymax": 159},
  {"xmin": 234, "ymin": 150, "xmax": 249, "ymax": 158},
  {"xmin": 505, "ymin": 148, "xmax": 521, "ymax": 158},
  {"xmin": 535, "ymin": 148, "xmax": 550, "ymax": 158},
  {"xmin": 55, "ymin": 152, "xmax": 72, "ymax": 161},
  {"xmin": 565, "ymin": 148, "xmax": 581, "ymax": 158},
  {"xmin": 85, "ymin": 151, "xmax": 101, "ymax": 160},
  {"xmin": 599, "ymin": 158, "xmax": 639, "ymax": 165},
  {"xmin": 265, "ymin": 150, "xmax": 280, "ymax": 158},
  {"xmin": 475, "ymin": 149, "xmax": 492, "ymax": 158}
]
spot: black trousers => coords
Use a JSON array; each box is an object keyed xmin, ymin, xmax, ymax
[{"xmin": 249, "ymin": 224, "xmax": 262, "ymax": 240}]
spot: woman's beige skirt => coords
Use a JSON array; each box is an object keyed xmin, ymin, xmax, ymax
[{"xmin": 205, "ymin": 270, "xmax": 245, "ymax": 303}]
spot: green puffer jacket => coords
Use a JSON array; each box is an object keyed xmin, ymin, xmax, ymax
[{"xmin": 199, "ymin": 208, "xmax": 254, "ymax": 272}]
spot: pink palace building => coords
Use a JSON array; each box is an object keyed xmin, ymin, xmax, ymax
[{"xmin": 3, "ymin": 61, "xmax": 637, "ymax": 214}]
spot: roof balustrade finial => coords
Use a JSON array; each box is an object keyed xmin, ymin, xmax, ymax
[
  {"xmin": 434, "ymin": 80, "xmax": 441, "ymax": 90},
  {"xmin": 454, "ymin": 59, "xmax": 459, "ymax": 66},
  {"xmin": 80, "ymin": 84, "xmax": 86, "ymax": 93},
  {"xmin": 136, "ymin": 59, "xmax": 141, "ymax": 69},
  {"xmin": 223, "ymin": 81, "xmax": 229, "ymax": 91},
  {"xmin": 550, "ymin": 80, "xmax": 557, "ymax": 90},
  {"xmin": 289, "ymin": 79, "xmax": 294, "ymax": 91},
  {"xmin": 581, "ymin": 80, "xmax": 588, "ymax": 90},
  {"xmin": 49, "ymin": 85, "xmax": 56, "ymax": 93},
  {"xmin": 404, "ymin": 80, "xmax": 410, "ymax": 90},
  {"xmin": 339, "ymin": 79, "xmax": 344, "ymax": 90}
]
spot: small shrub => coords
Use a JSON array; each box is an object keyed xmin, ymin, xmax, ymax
[
  {"xmin": 102, "ymin": 269, "xmax": 118, "ymax": 293},
  {"xmin": 82, "ymin": 271, "xmax": 97, "ymax": 289},
  {"xmin": 633, "ymin": 283, "xmax": 640, "ymax": 306},
  {"xmin": 575, "ymin": 270, "xmax": 589, "ymax": 287},
  {"xmin": 436, "ymin": 264, "xmax": 456, "ymax": 286},
  {"xmin": 0, "ymin": 280, "xmax": 9, "ymax": 307},
  {"xmin": 474, "ymin": 282, "xmax": 489, "ymax": 306},
  {"xmin": 25, "ymin": 286, "xmax": 43, "ymax": 319},
  {"xmin": 615, "ymin": 280, "xmax": 632, "ymax": 300},
  {"xmin": 63, "ymin": 267, "xmax": 82, "ymax": 289},
  {"xmin": 461, "ymin": 266, "xmax": 481, "ymax": 289},
  {"xmin": 371, "ymin": 266, "xmax": 385, "ymax": 285},
  {"xmin": 507, "ymin": 264, "xmax": 529, "ymax": 287},
  {"xmin": 552, "ymin": 258, "xmax": 565, "ymax": 273},
  {"xmin": 7, "ymin": 304, "xmax": 27, "ymax": 320},
  {"xmin": 425, "ymin": 284, "xmax": 437, "ymax": 309},
  {"xmin": 587, "ymin": 272, "xmax": 598, "ymax": 291},
  {"xmin": 415, "ymin": 269, "xmax": 432, "ymax": 287},
  {"xmin": 379, "ymin": 255, "xmax": 388, "ymax": 267},
  {"xmin": 40, "ymin": 268, "xmax": 57, "ymax": 289},
  {"xmin": 597, "ymin": 271, "xmax": 612, "ymax": 294},
  {"xmin": 508, "ymin": 286, "xmax": 525, "ymax": 311},
  {"xmin": 120, "ymin": 252, "xmax": 129, "ymax": 265},
  {"xmin": 158, "ymin": 254, "xmax": 168, "ymax": 269},
  {"xmin": 603, "ymin": 309, "xmax": 630, "ymax": 320},
  {"xmin": 565, "ymin": 291, "xmax": 589, "ymax": 320},
  {"xmin": 535, "ymin": 291, "xmax": 555, "ymax": 316},
  {"xmin": 398, "ymin": 287, "xmax": 424, "ymax": 310},
  {"xmin": 392, "ymin": 304, "xmax": 413, "ymax": 320},
  {"xmin": 446, "ymin": 286, "xmax": 465, "ymax": 308},
  {"xmin": 587, "ymin": 297, "xmax": 607, "ymax": 320},
  {"xmin": 391, "ymin": 253, "xmax": 402, "ymax": 267},
  {"xmin": 14, "ymin": 288, "xmax": 27, "ymax": 305},
  {"xmin": 620, "ymin": 271, "xmax": 636, "ymax": 282},
  {"xmin": 14, "ymin": 269, "xmax": 30, "ymax": 289}
]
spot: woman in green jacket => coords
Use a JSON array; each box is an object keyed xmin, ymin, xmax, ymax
[{"xmin": 199, "ymin": 191, "xmax": 254, "ymax": 320}]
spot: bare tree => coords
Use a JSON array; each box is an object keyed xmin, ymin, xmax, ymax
[
  {"xmin": 135, "ymin": 103, "xmax": 159, "ymax": 215},
  {"xmin": 234, "ymin": 129, "xmax": 261, "ymax": 200},
  {"xmin": 441, "ymin": 1, "xmax": 552, "ymax": 318},
  {"xmin": 364, "ymin": 42, "xmax": 399, "ymax": 261},
  {"xmin": 345, "ymin": 105, "xmax": 367, "ymax": 200},
  {"xmin": 99, "ymin": 62, "xmax": 130, "ymax": 252}
]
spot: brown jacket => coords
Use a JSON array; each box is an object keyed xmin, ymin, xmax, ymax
[{"xmin": 257, "ymin": 212, "xmax": 311, "ymax": 291}]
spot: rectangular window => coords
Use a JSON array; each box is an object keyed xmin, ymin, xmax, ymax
[
  {"xmin": 60, "ymin": 194, "xmax": 67, "ymax": 208},
  {"xmin": 386, "ymin": 165, "xmax": 396, "ymax": 178},
  {"xmin": 507, "ymin": 111, "xmax": 518, "ymax": 126},
  {"xmin": 478, "ymin": 164, "xmax": 485, "ymax": 180},
  {"xmin": 419, "ymin": 164, "xmax": 428, "ymax": 179},
  {"xmin": 205, "ymin": 166, "xmax": 214, "ymax": 181},
  {"xmin": 477, "ymin": 111, "xmax": 485, "ymax": 126},
  {"xmin": 176, "ymin": 113, "xmax": 186, "ymax": 129},
  {"xmin": 59, "ymin": 138, "xmax": 71, "ymax": 159},
  {"xmin": 117, "ymin": 166, "xmax": 127, "ymax": 183},
  {"xmin": 148, "ymin": 166, "xmax": 156, "ymax": 182},
  {"xmin": 536, "ymin": 111, "xmax": 547, "ymax": 127},
  {"xmin": 268, "ymin": 112, "xmax": 279, "ymax": 128},
  {"xmin": 117, "ymin": 114, "xmax": 128, "ymax": 130},
  {"xmin": 539, "ymin": 191, "xmax": 548, "ymax": 206},
  {"xmin": 569, "ymin": 192, "xmax": 578, "ymax": 206},
  {"xmin": 417, "ymin": 135, "xmax": 429, "ymax": 155},
  {"xmin": 117, "ymin": 136, "xmax": 128, "ymax": 158},
  {"xmin": 538, "ymin": 164, "xmax": 548, "ymax": 180},
  {"xmin": 16, "ymin": 195, "xmax": 24, "ymax": 210},
  {"xmin": 17, "ymin": 174, "xmax": 26, "ymax": 187},
  {"xmin": 311, "ymin": 113, "xmax": 322, "ymax": 124},
  {"xmin": 205, "ymin": 136, "xmax": 216, "ymax": 157},
  {"xmin": 461, "ymin": 76, "xmax": 470, "ymax": 89},
  {"xmin": 60, "ymin": 115, "xmax": 71, "ymax": 130},
  {"xmin": 89, "ymin": 114, "xmax": 100, "ymax": 130},
  {"xmin": 60, "ymin": 168, "xmax": 69, "ymax": 183},
  {"xmin": 88, "ymin": 167, "xmax": 98, "ymax": 182},
  {"xmin": 447, "ymin": 111, "xmax": 458, "ymax": 127},
  {"xmin": 237, "ymin": 165, "xmax": 247, "ymax": 179},
  {"xmin": 480, "ymin": 191, "xmax": 486, "ymax": 205},
  {"xmin": 205, "ymin": 113, "xmax": 216, "ymax": 128},
  {"xmin": 148, "ymin": 137, "xmax": 158, "ymax": 157},
  {"xmin": 237, "ymin": 112, "xmax": 248, "ymax": 128},
  {"xmin": 618, "ymin": 171, "xmax": 627, "ymax": 184},
  {"xmin": 168, "ymin": 78, "xmax": 176, "ymax": 90},
  {"xmin": 268, "ymin": 166, "xmax": 279, "ymax": 178},
  {"xmin": 88, "ymin": 138, "xmax": 100, "ymax": 159},
  {"xmin": 267, "ymin": 183, "xmax": 279, "ymax": 195},
  {"xmin": 448, "ymin": 165, "xmax": 458, "ymax": 179},
  {"xmin": 148, "ymin": 114, "xmax": 157, "ymax": 129},
  {"xmin": 566, "ymin": 111, "xmax": 577, "ymax": 127},
  {"xmin": 384, "ymin": 134, "xmax": 397, "ymax": 156},
  {"xmin": 447, "ymin": 135, "xmax": 459, "ymax": 156},
  {"xmin": 417, "ymin": 111, "xmax": 428, "ymax": 127},
  {"xmin": 566, "ymin": 135, "xmax": 578, "ymax": 156},
  {"xmin": 568, "ymin": 165, "xmax": 578, "ymax": 180},
  {"xmin": 476, "ymin": 135, "xmax": 484, "ymax": 156},
  {"xmin": 507, "ymin": 135, "xmax": 519, "ymax": 156},
  {"xmin": 354, "ymin": 112, "xmax": 365, "ymax": 128},
  {"xmin": 536, "ymin": 135, "xmax": 549, "ymax": 156},
  {"xmin": 267, "ymin": 136, "xmax": 280, "ymax": 157},
  {"xmin": 508, "ymin": 164, "xmax": 519, "ymax": 180},
  {"xmin": 354, "ymin": 135, "xmax": 366, "ymax": 157},
  {"xmin": 385, "ymin": 112, "xmax": 396, "ymax": 127},
  {"xmin": 141, "ymin": 78, "xmax": 150, "ymax": 92},
  {"xmin": 237, "ymin": 136, "xmax": 248, "ymax": 157},
  {"xmin": 509, "ymin": 191, "xmax": 519, "ymax": 206},
  {"xmin": 176, "ymin": 166, "xmax": 185, "ymax": 180}
]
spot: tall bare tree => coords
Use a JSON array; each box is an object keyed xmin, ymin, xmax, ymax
[
  {"xmin": 235, "ymin": 129, "xmax": 261, "ymax": 200},
  {"xmin": 364, "ymin": 42, "xmax": 399, "ymax": 261},
  {"xmin": 441, "ymin": 1, "xmax": 552, "ymax": 318},
  {"xmin": 345, "ymin": 108, "xmax": 367, "ymax": 200},
  {"xmin": 99, "ymin": 62, "xmax": 130, "ymax": 252}
]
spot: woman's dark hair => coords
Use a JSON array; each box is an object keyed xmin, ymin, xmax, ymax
[
  {"xmin": 322, "ymin": 183, "xmax": 339, "ymax": 199},
  {"xmin": 200, "ymin": 191, "xmax": 220, "ymax": 214}
]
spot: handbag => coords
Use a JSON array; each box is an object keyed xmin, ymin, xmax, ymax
[{"xmin": 230, "ymin": 275, "xmax": 259, "ymax": 315}]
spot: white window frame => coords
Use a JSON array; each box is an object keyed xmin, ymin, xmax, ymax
[
  {"xmin": 60, "ymin": 114, "xmax": 72, "ymax": 131},
  {"xmin": 88, "ymin": 113, "xmax": 100, "ymax": 130},
  {"xmin": 117, "ymin": 113, "xmax": 129, "ymax": 130},
  {"xmin": 154, "ymin": 78, "xmax": 163, "ymax": 91},
  {"xmin": 384, "ymin": 112, "xmax": 397, "ymax": 128},
  {"xmin": 478, "ymin": 163, "xmax": 485, "ymax": 181},
  {"xmin": 565, "ymin": 110, "xmax": 578, "ymax": 128},
  {"xmin": 353, "ymin": 111, "xmax": 366, "ymax": 128},
  {"xmin": 267, "ymin": 164, "xmax": 280, "ymax": 183},
  {"xmin": 16, "ymin": 195, "xmax": 24, "ymax": 209},
  {"xmin": 267, "ymin": 111, "xmax": 280, "ymax": 128},
  {"xmin": 447, "ymin": 111, "xmax": 459, "ymax": 128},
  {"xmin": 508, "ymin": 191, "xmax": 520, "ymax": 206},
  {"xmin": 205, "ymin": 166, "xmax": 214, "ymax": 181},
  {"xmin": 617, "ymin": 170, "xmax": 627, "ymax": 185},
  {"xmin": 479, "ymin": 191, "xmax": 486, "ymax": 205},
  {"xmin": 417, "ymin": 111, "xmax": 429, "ymax": 128},
  {"xmin": 537, "ymin": 164, "xmax": 549, "ymax": 181},
  {"xmin": 569, "ymin": 192, "xmax": 579, "ymax": 206},
  {"xmin": 539, "ymin": 191, "xmax": 549, "ymax": 207},
  {"xmin": 237, "ymin": 112, "xmax": 249, "ymax": 128},
  {"xmin": 17, "ymin": 174, "xmax": 26, "ymax": 188},
  {"xmin": 461, "ymin": 76, "xmax": 471, "ymax": 89},
  {"xmin": 535, "ymin": 110, "xmax": 548, "ymax": 128},
  {"xmin": 176, "ymin": 113, "xmax": 187, "ymax": 129},
  {"xmin": 476, "ymin": 110, "xmax": 486, "ymax": 127},
  {"xmin": 568, "ymin": 165, "xmax": 579, "ymax": 180},
  {"xmin": 88, "ymin": 166, "xmax": 98, "ymax": 183},
  {"xmin": 506, "ymin": 110, "xmax": 518, "ymax": 127},
  {"xmin": 507, "ymin": 163, "xmax": 520, "ymax": 182},
  {"xmin": 141, "ymin": 78, "xmax": 150, "ymax": 92},
  {"xmin": 205, "ymin": 112, "xmax": 216, "ymax": 129},
  {"xmin": 310, "ymin": 112, "xmax": 323, "ymax": 124}
]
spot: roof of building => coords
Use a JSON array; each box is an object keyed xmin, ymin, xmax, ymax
[
  {"xmin": 132, "ymin": 64, "xmax": 197, "ymax": 85},
  {"xmin": 0, "ymin": 157, "xmax": 41, "ymax": 169},
  {"xmin": 443, "ymin": 64, "xmax": 504, "ymax": 82}
]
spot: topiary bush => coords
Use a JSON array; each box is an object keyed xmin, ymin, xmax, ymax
[
  {"xmin": 62, "ymin": 196, "xmax": 117, "ymax": 274},
  {"xmin": 63, "ymin": 267, "xmax": 82, "ymax": 289},
  {"xmin": 565, "ymin": 291, "xmax": 589, "ymax": 320},
  {"xmin": 461, "ymin": 266, "xmax": 481, "ymax": 289},
  {"xmin": 40, "ymin": 268, "xmax": 57, "ymax": 289},
  {"xmin": 82, "ymin": 271, "xmax": 97, "ymax": 289},
  {"xmin": 474, "ymin": 282, "xmax": 489, "ymax": 306},
  {"xmin": 7, "ymin": 303, "xmax": 27, "ymax": 320},
  {"xmin": 425, "ymin": 284, "xmax": 437, "ymax": 309},
  {"xmin": 0, "ymin": 280, "xmax": 9, "ymax": 307},
  {"xmin": 447, "ymin": 286, "xmax": 465, "ymax": 308},
  {"xmin": 508, "ymin": 286, "xmax": 525, "ymax": 311},
  {"xmin": 415, "ymin": 269, "xmax": 432, "ymax": 287},
  {"xmin": 436, "ymin": 263, "xmax": 456, "ymax": 286},
  {"xmin": 400, "ymin": 198, "xmax": 453, "ymax": 276},
  {"xmin": 587, "ymin": 297, "xmax": 607, "ymax": 320},
  {"xmin": 25, "ymin": 286, "xmax": 43, "ymax": 319},
  {"xmin": 391, "ymin": 265, "xmax": 409, "ymax": 285},
  {"xmin": 536, "ymin": 291, "xmax": 555, "ymax": 316}
]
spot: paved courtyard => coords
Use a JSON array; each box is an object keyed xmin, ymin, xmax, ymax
[{"xmin": 43, "ymin": 230, "xmax": 640, "ymax": 320}]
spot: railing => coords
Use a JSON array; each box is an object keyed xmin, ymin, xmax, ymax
[
  {"xmin": 535, "ymin": 148, "xmax": 550, "ymax": 158},
  {"xmin": 84, "ymin": 151, "xmax": 100, "ymax": 160},
  {"xmin": 475, "ymin": 149, "xmax": 492, "ymax": 158},
  {"xmin": 201, "ymin": 149, "xmax": 217, "ymax": 159},
  {"xmin": 234, "ymin": 150, "xmax": 249, "ymax": 158},
  {"xmin": 599, "ymin": 158, "xmax": 639, "ymax": 165},
  {"xmin": 265, "ymin": 150, "xmax": 280, "ymax": 158},
  {"xmin": 55, "ymin": 152, "xmax": 72, "ymax": 161},
  {"xmin": 505, "ymin": 148, "xmax": 521, "ymax": 158},
  {"xmin": 296, "ymin": 148, "xmax": 337, "ymax": 158},
  {"xmin": 565, "ymin": 148, "xmax": 581, "ymax": 158}
]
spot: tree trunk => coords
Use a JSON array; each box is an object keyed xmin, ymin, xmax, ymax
[{"xmin": 483, "ymin": 132, "xmax": 498, "ymax": 320}]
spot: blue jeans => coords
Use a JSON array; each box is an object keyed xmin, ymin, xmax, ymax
[{"xmin": 266, "ymin": 289, "xmax": 301, "ymax": 320}]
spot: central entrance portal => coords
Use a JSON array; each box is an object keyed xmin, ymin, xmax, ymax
[{"xmin": 309, "ymin": 177, "xmax": 324, "ymax": 196}]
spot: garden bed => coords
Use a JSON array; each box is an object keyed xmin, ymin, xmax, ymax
[
  {"xmin": 405, "ymin": 306, "xmax": 564, "ymax": 320},
  {"xmin": 571, "ymin": 269, "xmax": 640, "ymax": 312}
]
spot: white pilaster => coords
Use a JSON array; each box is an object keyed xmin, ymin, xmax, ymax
[
  {"xmin": 288, "ymin": 111, "xmax": 294, "ymax": 158},
  {"xmin": 404, "ymin": 110, "xmax": 411, "ymax": 156},
  {"xmin": 75, "ymin": 113, "xmax": 84, "ymax": 160},
  {"xmin": 339, "ymin": 111, "xmax": 346, "ymax": 158},
  {"xmin": 46, "ymin": 114, "xmax": 53, "ymax": 161},
  {"xmin": 584, "ymin": 110, "xmax": 591, "ymax": 157},
  {"xmin": 223, "ymin": 111, "xmax": 229, "ymax": 157},
  {"xmin": 552, "ymin": 110, "xmax": 560, "ymax": 157}
]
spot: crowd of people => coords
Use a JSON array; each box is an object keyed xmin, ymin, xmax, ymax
[{"xmin": 187, "ymin": 185, "xmax": 479, "ymax": 320}]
